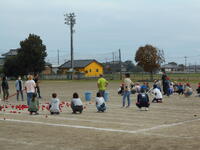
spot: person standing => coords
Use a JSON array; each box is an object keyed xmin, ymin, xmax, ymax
[
  {"xmin": 1, "ymin": 76, "xmax": 9, "ymax": 101},
  {"xmin": 122, "ymin": 73, "xmax": 134, "ymax": 108},
  {"xmin": 97, "ymin": 74, "xmax": 108, "ymax": 99},
  {"xmin": 15, "ymin": 76, "xmax": 24, "ymax": 101},
  {"xmin": 25, "ymin": 75, "xmax": 36, "ymax": 106},
  {"xmin": 34, "ymin": 74, "xmax": 42, "ymax": 98},
  {"xmin": 161, "ymin": 71, "xmax": 167, "ymax": 93}
]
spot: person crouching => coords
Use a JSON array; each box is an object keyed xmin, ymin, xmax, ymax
[
  {"xmin": 136, "ymin": 88, "xmax": 150, "ymax": 111},
  {"xmin": 28, "ymin": 93, "xmax": 39, "ymax": 115},
  {"xmin": 71, "ymin": 93, "xmax": 83, "ymax": 114},
  {"xmin": 49, "ymin": 93, "xmax": 60, "ymax": 115},
  {"xmin": 152, "ymin": 85, "xmax": 163, "ymax": 103},
  {"xmin": 96, "ymin": 92, "xmax": 106, "ymax": 112}
]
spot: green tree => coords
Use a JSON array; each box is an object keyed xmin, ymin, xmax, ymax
[
  {"xmin": 3, "ymin": 56, "xmax": 21, "ymax": 77},
  {"xmin": 17, "ymin": 34, "xmax": 47, "ymax": 75},
  {"xmin": 3, "ymin": 34, "xmax": 47, "ymax": 76},
  {"xmin": 135, "ymin": 44, "xmax": 165, "ymax": 80}
]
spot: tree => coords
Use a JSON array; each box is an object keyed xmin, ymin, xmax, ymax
[
  {"xmin": 3, "ymin": 34, "xmax": 47, "ymax": 76},
  {"xmin": 17, "ymin": 34, "xmax": 47, "ymax": 75},
  {"xmin": 135, "ymin": 44, "xmax": 165, "ymax": 80},
  {"xmin": 3, "ymin": 55, "xmax": 22, "ymax": 77}
]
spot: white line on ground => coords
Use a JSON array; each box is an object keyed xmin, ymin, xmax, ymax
[{"xmin": 0, "ymin": 118, "xmax": 200, "ymax": 135}]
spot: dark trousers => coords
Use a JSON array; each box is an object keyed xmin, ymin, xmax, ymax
[
  {"xmin": 36, "ymin": 86, "xmax": 41, "ymax": 98},
  {"xmin": 71, "ymin": 105, "xmax": 83, "ymax": 114},
  {"xmin": 3, "ymin": 89, "xmax": 9, "ymax": 100},
  {"xmin": 177, "ymin": 89, "xmax": 184, "ymax": 95},
  {"xmin": 136, "ymin": 103, "xmax": 149, "ymax": 108},
  {"xmin": 51, "ymin": 112, "xmax": 60, "ymax": 115},
  {"xmin": 17, "ymin": 90, "xmax": 24, "ymax": 101},
  {"xmin": 152, "ymin": 98, "xmax": 162, "ymax": 103}
]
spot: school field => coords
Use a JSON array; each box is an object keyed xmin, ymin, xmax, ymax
[{"xmin": 0, "ymin": 80, "xmax": 200, "ymax": 150}]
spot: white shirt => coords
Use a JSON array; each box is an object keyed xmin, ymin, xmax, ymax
[
  {"xmin": 50, "ymin": 98, "xmax": 60, "ymax": 112},
  {"xmin": 71, "ymin": 98, "xmax": 83, "ymax": 106},
  {"xmin": 124, "ymin": 78, "xmax": 134, "ymax": 91},
  {"xmin": 152, "ymin": 88, "xmax": 163, "ymax": 99},
  {"xmin": 25, "ymin": 80, "xmax": 36, "ymax": 93},
  {"xmin": 96, "ymin": 97, "xmax": 105, "ymax": 107}
]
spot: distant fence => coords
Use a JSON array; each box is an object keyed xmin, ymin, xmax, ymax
[{"xmin": 40, "ymin": 72, "xmax": 200, "ymax": 82}]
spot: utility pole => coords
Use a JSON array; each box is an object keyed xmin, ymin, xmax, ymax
[
  {"xmin": 119, "ymin": 49, "xmax": 122, "ymax": 80},
  {"xmin": 57, "ymin": 49, "xmax": 60, "ymax": 65},
  {"xmin": 184, "ymin": 56, "xmax": 187, "ymax": 72},
  {"xmin": 64, "ymin": 12, "xmax": 76, "ymax": 80}
]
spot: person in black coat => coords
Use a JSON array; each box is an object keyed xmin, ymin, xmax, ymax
[
  {"xmin": 1, "ymin": 76, "xmax": 9, "ymax": 101},
  {"xmin": 136, "ymin": 88, "xmax": 150, "ymax": 111}
]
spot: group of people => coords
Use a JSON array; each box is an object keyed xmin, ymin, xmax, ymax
[
  {"xmin": 1, "ymin": 72, "xmax": 199, "ymax": 114},
  {"xmin": 118, "ymin": 72, "xmax": 200, "ymax": 111},
  {"xmin": 29, "ymin": 74, "xmax": 108, "ymax": 115}
]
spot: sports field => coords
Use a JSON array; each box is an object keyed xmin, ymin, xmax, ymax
[{"xmin": 0, "ymin": 80, "xmax": 200, "ymax": 150}]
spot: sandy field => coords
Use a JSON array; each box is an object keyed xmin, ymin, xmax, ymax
[{"xmin": 0, "ymin": 80, "xmax": 200, "ymax": 150}]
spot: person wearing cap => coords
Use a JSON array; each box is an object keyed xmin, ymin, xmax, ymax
[
  {"xmin": 152, "ymin": 84, "xmax": 163, "ymax": 103},
  {"xmin": 184, "ymin": 83, "xmax": 193, "ymax": 97},
  {"xmin": 97, "ymin": 74, "xmax": 108, "ymax": 99},
  {"xmin": 136, "ymin": 88, "xmax": 150, "ymax": 111}
]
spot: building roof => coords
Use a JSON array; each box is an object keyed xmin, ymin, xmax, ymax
[
  {"xmin": 2, "ymin": 49, "xmax": 18, "ymax": 57},
  {"xmin": 59, "ymin": 59, "xmax": 102, "ymax": 69},
  {"xmin": 161, "ymin": 64, "xmax": 179, "ymax": 69}
]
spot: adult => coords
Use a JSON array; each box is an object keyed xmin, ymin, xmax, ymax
[
  {"xmin": 25, "ymin": 75, "xmax": 36, "ymax": 106},
  {"xmin": 122, "ymin": 73, "xmax": 134, "ymax": 108},
  {"xmin": 136, "ymin": 88, "xmax": 150, "ymax": 111},
  {"xmin": 161, "ymin": 71, "xmax": 167, "ymax": 94},
  {"xmin": 1, "ymin": 76, "xmax": 9, "ymax": 101},
  {"xmin": 97, "ymin": 74, "xmax": 108, "ymax": 99},
  {"xmin": 163, "ymin": 77, "xmax": 170, "ymax": 96},
  {"xmin": 34, "ymin": 74, "xmax": 42, "ymax": 98},
  {"xmin": 15, "ymin": 76, "xmax": 24, "ymax": 101}
]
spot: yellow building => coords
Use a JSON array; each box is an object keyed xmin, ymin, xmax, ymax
[{"xmin": 59, "ymin": 59, "xmax": 103, "ymax": 77}]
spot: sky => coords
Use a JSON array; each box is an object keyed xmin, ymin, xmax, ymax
[{"xmin": 0, "ymin": 0, "xmax": 200, "ymax": 66}]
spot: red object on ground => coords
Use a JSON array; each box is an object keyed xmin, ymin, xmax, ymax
[
  {"xmin": 10, "ymin": 111, "xmax": 13, "ymax": 113},
  {"xmin": 13, "ymin": 111, "xmax": 17, "ymax": 113},
  {"xmin": 11, "ymin": 105, "xmax": 15, "ymax": 109}
]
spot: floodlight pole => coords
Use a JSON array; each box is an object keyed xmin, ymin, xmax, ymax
[{"xmin": 64, "ymin": 12, "xmax": 76, "ymax": 80}]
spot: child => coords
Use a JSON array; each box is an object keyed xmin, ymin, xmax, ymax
[
  {"xmin": 49, "ymin": 93, "xmax": 60, "ymax": 115},
  {"xmin": 184, "ymin": 83, "xmax": 193, "ymax": 97},
  {"xmin": 118, "ymin": 83, "xmax": 124, "ymax": 95},
  {"xmin": 96, "ymin": 92, "xmax": 106, "ymax": 112},
  {"xmin": 28, "ymin": 93, "xmax": 39, "ymax": 115},
  {"xmin": 135, "ymin": 83, "xmax": 141, "ymax": 93},
  {"xmin": 177, "ymin": 83, "xmax": 184, "ymax": 95},
  {"xmin": 152, "ymin": 85, "xmax": 163, "ymax": 103},
  {"xmin": 71, "ymin": 93, "xmax": 83, "ymax": 114},
  {"xmin": 196, "ymin": 83, "xmax": 200, "ymax": 96},
  {"xmin": 136, "ymin": 88, "xmax": 150, "ymax": 111},
  {"xmin": 153, "ymin": 80, "xmax": 161, "ymax": 91},
  {"xmin": 141, "ymin": 82, "xmax": 147, "ymax": 92}
]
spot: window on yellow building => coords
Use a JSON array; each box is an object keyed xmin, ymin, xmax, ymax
[
  {"xmin": 85, "ymin": 70, "xmax": 88, "ymax": 73},
  {"xmin": 89, "ymin": 69, "xmax": 92, "ymax": 72},
  {"xmin": 96, "ymin": 69, "xmax": 99, "ymax": 72}
]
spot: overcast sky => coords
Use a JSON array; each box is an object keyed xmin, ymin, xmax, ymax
[{"xmin": 1, "ymin": 0, "xmax": 200, "ymax": 65}]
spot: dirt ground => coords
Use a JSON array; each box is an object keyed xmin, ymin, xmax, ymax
[{"xmin": 0, "ymin": 80, "xmax": 200, "ymax": 150}]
